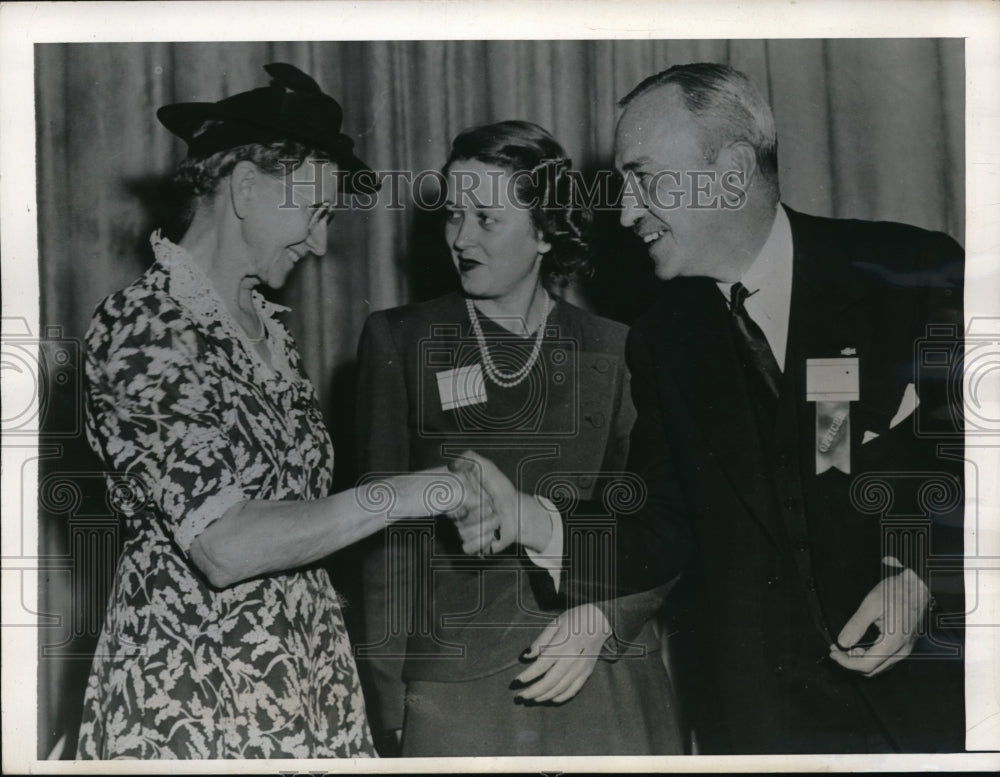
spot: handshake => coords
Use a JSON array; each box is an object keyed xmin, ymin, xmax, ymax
[{"xmin": 438, "ymin": 451, "xmax": 557, "ymax": 557}]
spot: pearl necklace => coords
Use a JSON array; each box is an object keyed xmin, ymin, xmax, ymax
[{"xmin": 466, "ymin": 294, "xmax": 552, "ymax": 388}]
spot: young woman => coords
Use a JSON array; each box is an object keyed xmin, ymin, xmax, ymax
[{"xmin": 357, "ymin": 121, "xmax": 682, "ymax": 756}]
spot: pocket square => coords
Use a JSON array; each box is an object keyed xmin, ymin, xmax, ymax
[
  {"xmin": 889, "ymin": 383, "xmax": 920, "ymax": 429},
  {"xmin": 862, "ymin": 430, "xmax": 880, "ymax": 445}
]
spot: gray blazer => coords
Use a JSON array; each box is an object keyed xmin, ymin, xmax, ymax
[{"xmin": 353, "ymin": 292, "xmax": 668, "ymax": 733}]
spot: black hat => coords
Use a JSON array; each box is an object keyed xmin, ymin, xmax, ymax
[{"xmin": 157, "ymin": 63, "xmax": 376, "ymax": 192}]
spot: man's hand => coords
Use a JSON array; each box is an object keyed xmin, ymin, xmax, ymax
[
  {"xmin": 443, "ymin": 455, "xmax": 500, "ymax": 555},
  {"xmin": 829, "ymin": 567, "xmax": 930, "ymax": 677},
  {"xmin": 512, "ymin": 603, "xmax": 613, "ymax": 704},
  {"xmin": 446, "ymin": 451, "xmax": 554, "ymax": 555}
]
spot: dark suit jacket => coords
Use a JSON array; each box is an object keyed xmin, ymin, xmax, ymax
[
  {"xmin": 561, "ymin": 206, "xmax": 965, "ymax": 753},
  {"xmin": 354, "ymin": 292, "xmax": 669, "ymax": 734}
]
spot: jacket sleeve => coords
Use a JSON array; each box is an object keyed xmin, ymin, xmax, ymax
[
  {"xmin": 560, "ymin": 323, "xmax": 694, "ymax": 606},
  {"xmin": 593, "ymin": 342, "xmax": 678, "ymax": 655},
  {"xmin": 355, "ymin": 311, "xmax": 412, "ymax": 735},
  {"xmin": 866, "ymin": 229, "xmax": 964, "ymax": 626}
]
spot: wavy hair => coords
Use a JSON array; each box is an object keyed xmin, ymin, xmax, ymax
[{"xmin": 444, "ymin": 120, "xmax": 593, "ymax": 286}]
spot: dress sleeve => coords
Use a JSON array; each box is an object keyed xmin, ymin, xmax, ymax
[{"xmin": 85, "ymin": 293, "xmax": 248, "ymax": 552}]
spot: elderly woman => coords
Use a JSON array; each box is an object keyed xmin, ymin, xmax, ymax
[
  {"xmin": 76, "ymin": 63, "xmax": 487, "ymax": 760},
  {"xmin": 357, "ymin": 121, "xmax": 682, "ymax": 756}
]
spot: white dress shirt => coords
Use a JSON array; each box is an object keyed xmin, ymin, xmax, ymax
[{"xmin": 716, "ymin": 204, "xmax": 794, "ymax": 371}]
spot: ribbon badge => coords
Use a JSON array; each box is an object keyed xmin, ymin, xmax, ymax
[{"xmin": 806, "ymin": 357, "xmax": 859, "ymax": 474}]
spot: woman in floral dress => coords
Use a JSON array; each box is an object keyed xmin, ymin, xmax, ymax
[{"xmin": 77, "ymin": 63, "xmax": 489, "ymax": 760}]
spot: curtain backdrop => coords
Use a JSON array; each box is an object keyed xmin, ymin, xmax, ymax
[{"xmin": 33, "ymin": 38, "xmax": 963, "ymax": 756}]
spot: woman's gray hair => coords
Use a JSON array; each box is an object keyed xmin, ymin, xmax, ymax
[
  {"xmin": 619, "ymin": 63, "xmax": 778, "ymax": 186},
  {"xmin": 172, "ymin": 138, "xmax": 320, "ymax": 200}
]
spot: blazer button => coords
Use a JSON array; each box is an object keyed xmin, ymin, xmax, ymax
[
  {"xmin": 766, "ymin": 574, "xmax": 781, "ymax": 586},
  {"xmin": 806, "ymin": 577, "xmax": 817, "ymax": 592},
  {"xmin": 593, "ymin": 357, "xmax": 610, "ymax": 373},
  {"xmin": 796, "ymin": 538, "xmax": 808, "ymax": 552},
  {"xmin": 585, "ymin": 412, "xmax": 606, "ymax": 428},
  {"xmin": 771, "ymin": 663, "xmax": 784, "ymax": 675}
]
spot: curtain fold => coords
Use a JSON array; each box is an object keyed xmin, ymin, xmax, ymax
[
  {"xmin": 37, "ymin": 37, "xmax": 965, "ymax": 360},
  {"xmin": 33, "ymin": 38, "xmax": 963, "ymax": 757}
]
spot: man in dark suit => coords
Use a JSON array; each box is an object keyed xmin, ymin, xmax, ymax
[
  {"xmin": 613, "ymin": 62, "xmax": 965, "ymax": 754},
  {"xmin": 466, "ymin": 62, "xmax": 965, "ymax": 754}
]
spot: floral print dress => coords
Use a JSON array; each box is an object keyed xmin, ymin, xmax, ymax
[{"xmin": 76, "ymin": 234, "xmax": 375, "ymax": 759}]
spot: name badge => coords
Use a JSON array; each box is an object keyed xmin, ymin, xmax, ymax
[
  {"xmin": 436, "ymin": 364, "xmax": 487, "ymax": 411},
  {"xmin": 806, "ymin": 357, "xmax": 858, "ymax": 475},
  {"xmin": 806, "ymin": 358, "xmax": 859, "ymax": 402}
]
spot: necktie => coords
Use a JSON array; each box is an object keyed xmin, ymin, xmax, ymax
[{"xmin": 729, "ymin": 282, "xmax": 782, "ymax": 403}]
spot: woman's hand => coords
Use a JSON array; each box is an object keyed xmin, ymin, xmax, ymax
[
  {"xmin": 446, "ymin": 451, "xmax": 554, "ymax": 555},
  {"xmin": 444, "ymin": 455, "xmax": 502, "ymax": 554},
  {"xmin": 512, "ymin": 603, "xmax": 612, "ymax": 704}
]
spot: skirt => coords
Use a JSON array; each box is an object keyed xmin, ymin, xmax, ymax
[{"xmin": 400, "ymin": 621, "xmax": 684, "ymax": 756}]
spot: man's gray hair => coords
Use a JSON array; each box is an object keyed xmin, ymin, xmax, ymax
[{"xmin": 620, "ymin": 63, "xmax": 778, "ymax": 184}]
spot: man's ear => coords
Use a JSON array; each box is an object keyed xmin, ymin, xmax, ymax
[
  {"xmin": 720, "ymin": 141, "xmax": 758, "ymax": 188},
  {"xmin": 229, "ymin": 160, "xmax": 258, "ymax": 220},
  {"xmin": 536, "ymin": 234, "xmax": 552, "ymax": 256}
]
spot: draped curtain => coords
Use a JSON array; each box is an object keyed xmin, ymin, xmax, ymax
[{"xmin": 34, "ymin": 38, "xmax": 963, "ymax": 757}]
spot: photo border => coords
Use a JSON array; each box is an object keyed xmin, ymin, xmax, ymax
[{"xmin": 2, "ymin": 0, "xmax": 998, "ymax": 772}]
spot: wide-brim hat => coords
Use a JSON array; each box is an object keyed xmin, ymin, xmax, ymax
[{"xmin": 157, "ymin": 62, "xmax": 377, "ymax": 193}]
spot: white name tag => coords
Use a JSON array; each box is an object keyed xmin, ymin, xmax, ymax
[
  {"xmin": 436, "ymin": 363, "xmax": 487, "ymax": 411},
  {"xmin": 806, "ymin": 358, "xmax": 859, "ymax": 402}
]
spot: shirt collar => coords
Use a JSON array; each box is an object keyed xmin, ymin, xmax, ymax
[
  {"xmin": 715, "ymin": 205, "xmax": 794, "ymax": 370},
  {"xmin": 716, "ymin": 204, "xmax": 791, "ymax": 305}
]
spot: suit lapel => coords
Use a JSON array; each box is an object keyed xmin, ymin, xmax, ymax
[
  {"xmin": 659, "ymin": 279, "xmax": 785, "ymax": 543},
  {"xmin": 784, "ymin": 208, "xmax": 884, "ymax": 443},
  {"xmin": 658, "ymin": 209, "xmax": 883, "ymax": 544},
  {"xmin": 780, "ymin": 209, "xmax": 888, "ymax": 645}
]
